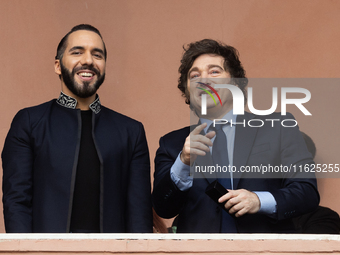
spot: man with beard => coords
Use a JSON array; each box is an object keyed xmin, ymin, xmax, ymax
[{"xmin": 2, "ymin": 24, "xmax": 152, "ymax": 233}]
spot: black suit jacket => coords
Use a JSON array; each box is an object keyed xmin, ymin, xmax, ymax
[
  {"xmin": 152, "ymin": 112, "xmax": 319, "ymax": 233},
  {"xmin": 293, "ymin": 206, "xmax": 340, "ymax": 234},
  {"xmin": 2, "ymin": 98, "xmax": 152, "ymax": 233}
]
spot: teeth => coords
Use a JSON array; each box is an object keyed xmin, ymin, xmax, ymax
[
  {"xmin": 200, "ymin": 90, "xmax": 213, "ymax": 94},
  {"xmin": 79, "ymin": 72, "xmax": 93, "ymax": 77}
]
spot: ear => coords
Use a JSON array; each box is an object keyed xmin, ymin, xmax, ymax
[{"xmin": 54, "ymin": 59, "xmax": 61, "ymax": 75}]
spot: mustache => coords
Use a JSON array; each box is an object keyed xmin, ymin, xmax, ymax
[
  {"xmin": 72, "ymin": 65, "xmax": 100, "ymax": 76},
  {"xmin": 196, "ymin": 82, "xmax": 216, "ymax": 91}
]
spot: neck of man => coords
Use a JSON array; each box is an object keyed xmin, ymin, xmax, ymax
[
  {"xmin": 76, "ymin": 96, "xmax": 96, "ymax": 111},
  {"xmin": 61, "ymin": 85, "xmax": 96, "ymax": 111},
  {"xmin": 197, "ymin": 104, "xmax": 233, "ymax": 121}
]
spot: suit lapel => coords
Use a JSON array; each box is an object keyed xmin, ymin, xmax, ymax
[{"xmin": 233, "ymin": 112, "xmax": 259, "ymax": 189}]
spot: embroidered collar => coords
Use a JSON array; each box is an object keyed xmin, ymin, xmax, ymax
[{"xmin": 56, "ymin": 91, "xmax": 101, "ymax": 114}]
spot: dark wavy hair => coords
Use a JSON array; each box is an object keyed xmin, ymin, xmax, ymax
[
  {"xmin": 55, "ymin": 24, "xmax": 107, "ymax": 61},
  {"xmin": 178, "ymin": 39, "xmax": 247, "ymax": 104}
]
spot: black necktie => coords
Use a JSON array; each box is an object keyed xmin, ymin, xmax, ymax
[{"xmin": 211, "ymin": 124, "xmax": 237, "ymax": 233}]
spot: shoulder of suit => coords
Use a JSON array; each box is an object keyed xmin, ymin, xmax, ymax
[
  {"xmin": 161, "ymin": 125, "xmax": 194, "ymax": 141},
  {"xmin": 15, "ymin": 101, "xmax": 144, "ymax": 129},
  {"xmin": 21, "ymin": 100, "xmax": 54, "ymax": 113},
  {"xmin": 15, "ymin": 100, "xmax": 54, "ymax": 120},
  {"xmin": 9, "ymin": 100, "xmax": 55, "ymax": 130}
]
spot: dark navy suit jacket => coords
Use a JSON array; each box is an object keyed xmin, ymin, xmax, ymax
[
  {"xmin": 2, "ymin": 97, "xmax": 152, "ymax": 233},
  {"xmin": 152, "ymin": 112, "xmax": 319, "ymax": 233}
]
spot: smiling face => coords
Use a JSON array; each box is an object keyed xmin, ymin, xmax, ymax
[
  {"xmin": 55, "ymin": 30, "xmax": 106, "ymax": 99},
  {"xmin": 188, "ymin": 54, "xmax": 233, "ymax": 118}
]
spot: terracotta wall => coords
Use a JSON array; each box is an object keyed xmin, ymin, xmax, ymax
[{"xmin": 1, "ymin": 0, "xmax": 340, "ymax": 233}]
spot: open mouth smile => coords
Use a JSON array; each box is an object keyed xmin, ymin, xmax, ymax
[
  {"xmin": 196, "ymin": 82, "xmax": 223, "ymax": 106},
  {"xmin": 76, "ymin": 70, "xmax": 96, "ymax": 81},
  {"xmin": 198, "ymin": 88, "xmax": 215, "ymax": 96}
]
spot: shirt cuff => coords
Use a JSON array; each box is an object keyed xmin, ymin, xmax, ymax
[
  {"xmin": 170, "ymin": 152, "xmax": 193, "ymax": 191},
  {"xmin": 254, "ymin": 191, "xmax": 277, "ymax": 215}
]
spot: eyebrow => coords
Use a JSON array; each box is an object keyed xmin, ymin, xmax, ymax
[
  {"xmin": 188, "ymin": 64, "xmax": 224, "ymax": 75},
  {"xmin": 69, "ymin": 46, "xmax": 84, "ymax": 52},
  {"xmin": 69, "ymin": 46, "xmax": 104, "ymax": 56}
]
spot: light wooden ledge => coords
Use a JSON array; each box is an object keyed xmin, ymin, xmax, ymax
[{"xmin": 0, "ymin": 234, "xmax": 339, "ymax": 254}]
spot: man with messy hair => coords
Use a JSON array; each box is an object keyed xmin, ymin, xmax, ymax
[{"xmin": 152, "ymin": 39, "xmax": 319, "ymax": 233}]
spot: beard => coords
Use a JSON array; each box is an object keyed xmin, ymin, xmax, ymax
[{"xmin": 60, "ymin": 61, "xmax": 105, "ymax": 98}]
